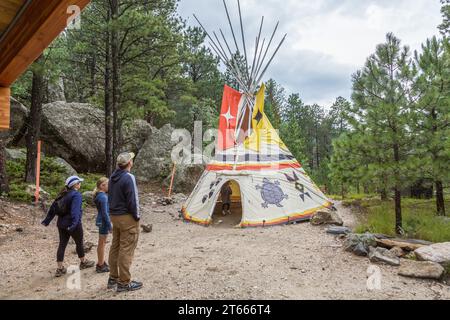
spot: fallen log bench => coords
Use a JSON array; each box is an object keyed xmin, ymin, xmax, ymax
[{"xmin": 375, "ymin": 237, "xmax": 433, "ymax": 251}]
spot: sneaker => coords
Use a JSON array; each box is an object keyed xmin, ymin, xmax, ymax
[
  {"xmin": 96, "ymin": 263, "xmax": 110, "ymax": 273},
  {"xmin": 222, "ymin": 211, "xmax": 227, "ymax": 216},
  {"xmin": 227, "ymin": 210, "xmax": 232, "ymax": 215},
  {"xmin": 107, "ymin": 277, "xmax": 118, "ymax": 289},
  {"xmin": 79, "ymin": 259, "xmax": 95, "ymax": 270},
  {"xmin": 55, "ymin": 267, "xmax": 67, "ymax": 277},
  {"xmin": 117, "ymin": 280, "xmax": 143, "ymax": 293}
]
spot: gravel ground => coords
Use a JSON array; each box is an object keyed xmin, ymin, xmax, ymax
[{"xmin": 0, "ymin": 190, "xmax": 449, "ymax": 300}]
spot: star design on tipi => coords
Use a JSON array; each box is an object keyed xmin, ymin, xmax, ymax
[
  {"xmin": 221, "ymin": 104, "xmax": 235, "ymax": 128},
  {"xmin": 297, "ymin": 183, "xmax": 312, "ymax": 202}
]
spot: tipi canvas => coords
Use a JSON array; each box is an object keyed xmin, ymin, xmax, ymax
[{"xmin": 182, "ymin": 84, "xmax": 333, "ymax": 227}]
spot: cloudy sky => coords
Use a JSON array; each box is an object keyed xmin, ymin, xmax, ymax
[{"xmin": 177, "ymin": 0, "xmax": 443, "ymax": 107}]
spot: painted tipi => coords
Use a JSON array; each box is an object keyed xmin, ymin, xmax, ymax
[{"xmin": 182, "ymin": 0, "xmax": 333, "ymax": 227}]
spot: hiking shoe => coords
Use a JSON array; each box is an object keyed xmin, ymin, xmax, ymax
[
  {"xmin": 96, "ymin": 263, "xmax": 110, "ymax": 273},
  {"xmin": 107, "ymin": 277, "xmax": 118, "ymax": 289},
  {"xmin": 55, "ymin": 267, "xmax": 67, "ymax": 277},
  {"xmin": 117, "ymin": 281, "xmax": 143, "ymax": 293},
  {"xmin": 79, "ymin": 260, "xmax": 95, "ymax": 270}
]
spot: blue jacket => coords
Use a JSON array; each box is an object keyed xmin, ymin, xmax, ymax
[
  {"xmin": 94, "ymin": 192, "xmax": 112, "ymax": 231},
  {"xmin": 108, "ymin": 169, "xmax": 140, "ymax": 221},
  {"xmin": 42, "ymin": 190, "xmax": 83, "ymax": 231}
]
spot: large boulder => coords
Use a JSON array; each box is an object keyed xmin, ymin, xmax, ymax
[
  {"xmin": 52, "ymin": 157, "xmax": 77, "ymax": 176},
  {"xmin": 398, "ymin": 260, "xmax": 445, "ymax": 280},
  {"xmin": 415, "ymin": 242, "xmax": 450, "ymax": 266},
  {"xmin": 310, "ymin": 209, "xmax": 343, "ymax": 226},
  {"xmin": 134, "ymin": 124, "xmax": 177, "ymax": 182},
  {"xmin": 40, "ymin": 102, "xmax": 105, "ymax": 172},
  {"xmin": 5, "ymin": 148, "xmax": 26, "ymax": 161},
  {"xmin": 120, "ymin": 119, "xmax": 152, "ymax": 155},
  {"xmin": 163, "ymin": 162, "xmax": 205, "ymax": 194},
  {"xmin": 0, "ymin": 98, "xmax": 28, "ymax": 143}
]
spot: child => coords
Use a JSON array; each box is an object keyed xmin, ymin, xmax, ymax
[
  {"xmin": 221, "ymin": 182, "xmax": 233, "ymax": 215},
  {"xmin": 94, "ymin": 177, "xmax": 112, "ymax": 273},
  {"xmin": 42, "ymin": 176, "xmax": 95, "ymax": 277}
]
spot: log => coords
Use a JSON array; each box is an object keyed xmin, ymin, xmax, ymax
[{"xmin": 375, "ymin": 238, "xmax": 429, "ymax": 251}]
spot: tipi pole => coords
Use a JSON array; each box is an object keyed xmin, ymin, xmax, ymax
[
  {"xmin": 254, "ymin": 21, "xmax": 279, "ymax": 79},
  {"xmin": 255, "ymin": 34, "xmax": 287, "ymax": 85},
  {"xmin": 34, "ymin": 140, "xmax": 42, "ymax": 204},
  {"xmin": 249, "ymin": 16, "xmax": 264, "ymax": 87},
  {"xmin": 168, "ymin": 163, "xmax": 176, "ymax": 199},
  {"xmin": 223, "ymin": 0, "xmax": 241, "ymax": 57},
  {"xmin": 237, "ymin": 0, "xmax": 249, "ymax": 80}
]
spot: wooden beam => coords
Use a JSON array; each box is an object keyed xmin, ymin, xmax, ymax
[
  {"xmin": 0, "ymin": 87, "xmax": 11, "ymax": 131},
  {"xmin": 0, "ymin": 0, "xmax": 90, "ymax": 87}
]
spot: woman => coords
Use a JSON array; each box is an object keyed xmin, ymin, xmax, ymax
[
  {"xmin": 42, "ymin": 175, "xmax": 95, "ymax": 277},
  {"xmin": 94, "ymin": 177, "xmax": 112, "ymax": 273}
]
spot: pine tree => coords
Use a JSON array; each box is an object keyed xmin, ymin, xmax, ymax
[
  {"xmin": 351, "ymin": 33, "xmax": 418, "ymax": 234},
  {"xmin": 414, "ymin": 36, "xmax": 450, "ymax": 216}
]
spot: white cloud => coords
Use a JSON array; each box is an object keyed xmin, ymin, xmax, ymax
[{"xmin": 178, "ymin": 0, "xmax": 443, "ymax": 107}]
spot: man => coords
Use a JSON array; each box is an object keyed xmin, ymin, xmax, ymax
[{"xmin": 107, "ymin": 152, "xmax": 143, "ymax": 292}]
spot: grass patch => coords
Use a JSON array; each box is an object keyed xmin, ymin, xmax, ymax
[
  {"xmin": 6, "ymin": 157, "xmax": 102, "ymax": 202},
  {"xmin": 355, "ymin": 197, "xmax": 450, "ymax": 243}
]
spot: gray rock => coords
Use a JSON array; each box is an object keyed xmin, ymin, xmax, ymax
[
  {"xmin": 52, "ymin": 157, "xmax": 77, "ymax": 176},
  {"xmin": 369, "ymin": 246, "xmax": 401, "ymax": 266},
  {"xmin": 389, "ymin": 246, "xmax": 406, "ymax": 258},
  {"xmin": 82, "ymin": 191, "xmax": 96, "ymax": 206},
  {"xmin": 141, "ymin": 224, "xmax": 153, "ymax": 233},
  {"xmin": 415, "ymin": 242, "xmax": 450, "ymax": 266},
  {"xmin": 163, "ymin": 163, "xmax": 205, "ymax": 194},
  {"xmin": 326, "ymin": 226, "xmax": 352, "ymax": 235},
  {"xmin": 120, "ymin": 119, "xmax": 152, "ymax": 155},
  {"xmin": 0, "ymin": 98, "xmax": 28, "ymax": 143},
  {"xmin": 26, "ymin": 185, "xmax": 50, "ymax": 201},
  {"xmin": 398, "ymin": 260, "xmax": 445, "ymax": 280},
  {"xmin": 134, "ymin": 124, "xmax": 177, "ymax": 182},
  {"xmin": 40, "ymin": 102, "xmax": 106, "ymax": 172},
  {"xmin": 311, "ymin": 210, "xmax": 343, "ymax": 226},
  {"xmin": 5, "ymin": 148, "xmax": 26, "ymax": 161},
  {"xmin": 345, "ymin": 233, "xmax": 377, "ymax": 257}
]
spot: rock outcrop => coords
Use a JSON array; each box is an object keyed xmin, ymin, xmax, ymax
[
  {"xmin": 133, "ymin": 124, "xmax": 177, "ymax": 182},
  {"xmin": 0, "ymin": 98, "xmax": 28, "ymax": 143},
  {"xmin": 40, "ymin": 102, "xmax": 106, "ymax": 172}
]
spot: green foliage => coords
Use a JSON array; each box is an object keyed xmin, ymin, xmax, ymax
[
  {"xmin": 355, "ymin": 197, "xmax": 450, "ymax": 242},
  {"xmin": 6, "ymin": 156, "xmax": 101, "ymax": 202}
]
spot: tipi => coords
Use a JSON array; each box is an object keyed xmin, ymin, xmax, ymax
[{"xmin": 182, "ymin": 0, "xmax": 333, "ymax": 227}]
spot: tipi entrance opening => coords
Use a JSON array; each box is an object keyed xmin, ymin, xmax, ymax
[{"xmin": 211, "ymin": 180, "xmax": 243, "ymax": 228}]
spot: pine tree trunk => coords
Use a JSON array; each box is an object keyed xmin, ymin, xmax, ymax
[
  {"xmin": 380, "ymin": 189, "xmax": 387, "ymax": 201},
  {"xmin": 435, "ymin": 180, "xmax": 446, "ymax": 216},
  {"xmin": 104, "ymin": 8, "xmax": 113, "ymax": 177},
  {"xmin": 393, "ymin": 140, "xmax": 403, "ymax": 234},
  {"xmin": 394, "ymin": 187, "xmax": 402, "ymax": 234},
  {"xmin": 25, "ymin": 56, "xmax": 44, "ymax": 183},
  {"xmin": 111, "ymin": 0, "xmax": 120, "ymax": 160},
  {"xmin": 0, "ymin": 140, "xmax": 9, "ymax": 193}
]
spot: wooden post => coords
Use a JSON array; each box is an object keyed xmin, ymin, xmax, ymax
[
  {"xmin": 34, "ymin": 140, "xmax": 42, "ymax": 203},
  {"xmin": 168, "ymin": 163, "xmax": 176, "ymax": 199},
  {"xmin": 0, "ymin": 87, "xmax": 10, "ymax": 130}
]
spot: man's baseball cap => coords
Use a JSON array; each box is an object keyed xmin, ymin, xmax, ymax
[
  {"xmin": 65, "ymin": 176, "xmax": 84, "ymax": 188},
  {"xmin": 117, "ymin": 152, "xmax": 135, "ymax": 166}
]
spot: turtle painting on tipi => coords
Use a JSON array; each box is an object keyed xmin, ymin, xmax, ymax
[{"xmin": 182, "ymin": 0, "xmax": 333, "ymax": 227}]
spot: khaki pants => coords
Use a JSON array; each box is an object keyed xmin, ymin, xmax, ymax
[{"xmin": 109, "ymin": 214, "xmax": 140, "ymax": 285}]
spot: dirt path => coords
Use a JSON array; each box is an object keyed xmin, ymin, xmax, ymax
[{"xmin": 0, "ymin": 193, "xmax": 448, "ymax": 300}]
